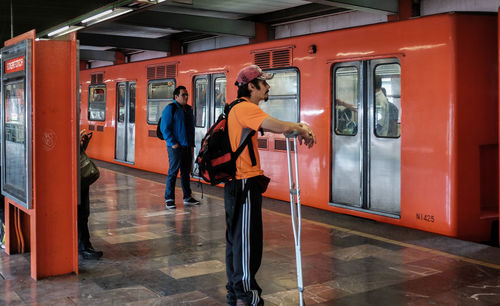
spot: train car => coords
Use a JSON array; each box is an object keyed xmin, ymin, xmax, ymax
[{"xmin": 80, "ymin": 12, "xmax": 498, "ymax": 242}]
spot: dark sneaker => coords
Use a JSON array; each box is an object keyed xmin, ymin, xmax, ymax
[
  {"xmin": 183, "ymin": 197, "xmax": 200, "ymax": 205},
  {"xmin": 79, "ymin": 248, "xmax": 103, "ymax": 260},
  {"xmin": 165, "ymin": 200, "xmax": 176, "ymax": 209}
]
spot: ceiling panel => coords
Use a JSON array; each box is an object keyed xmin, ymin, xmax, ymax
[
  {"xmin": 162, "ymin": 0, "xmax": 310, "ymax": 15},
  {"xmin": 80, "ymin": 23, "xmax": 181, "ymax": 39}
]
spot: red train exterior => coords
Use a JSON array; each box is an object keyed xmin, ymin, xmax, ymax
[{"xmin": 80, "ymin": 13, "xmax": 499, "ymax": 242}]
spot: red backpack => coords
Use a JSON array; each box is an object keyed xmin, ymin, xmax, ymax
[{"xmin": 195, "ymin": 99, "xmax": 257, "ymax": 185}]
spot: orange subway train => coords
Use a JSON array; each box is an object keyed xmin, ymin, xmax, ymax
[{"xmin": 79, "ymin": 12, "xmax": 499, "ymax": 242}]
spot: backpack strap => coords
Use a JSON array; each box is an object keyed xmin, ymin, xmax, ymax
[
  {"xmin": 225, "ymin": 98, "xmax": 244, "ymax": 114},
  {"xmin": 233, "ymin": 129, "xmax": 257, "ymax": 166},
  {"xmin": 228, "ymin": 100, "xmax": 258, "ymax": 166},
  {"xmin": 170, "ymin": 101, "xmax": 177, "ymax": 116}
]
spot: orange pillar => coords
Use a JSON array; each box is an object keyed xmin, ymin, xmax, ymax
[
  {"xmin": 388, "ymin": 0, "xmax": 414, "ymax": 22},
  {"xmin": 170, "ymin": 39, "xmax": 182, "ymax": 56},
  {"xmin": 251, "ymin": 23, "xmax": 268, "ymax": 43},
  {"xmin": 115, "ymin": 51, "xmax": 126, "ymax": 65},
  {"xmin": 80, "ymin": 60, "xmax": 88, "ymax": 71},
  {"xmin": 3, "ymin": 30, "xmax": 78, "ymax": 279}
]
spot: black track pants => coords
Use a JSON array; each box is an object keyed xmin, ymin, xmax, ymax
[
  {"xmin": 78, "ymin": 184, "xmax": 91, "ymax": 251},
  {"xmin": 224, "ymin": 177, "xmax": 264, "ymax": 306}
]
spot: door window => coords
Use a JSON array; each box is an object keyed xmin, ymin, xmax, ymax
[
  {"xmin": 117, "ymin": 84, "xmax": 125, "ymax": 123},
  {"xmin": 194, "ymin": 78, "xmax": 208, "ymax": 127},
  {"xmin": 374, "ymin": 64, "xmax": 401, "ymax": 138},
  {"xmin": 129, "ymin": 83, "xmax": 136, "ymax": 124},
  {"xmin": 334, "ymin": 66, "xmax": 359, "ymax": 136},
  {"xmin": 214, "ymin": 77, "xmax": 226, "ymax": 119}
]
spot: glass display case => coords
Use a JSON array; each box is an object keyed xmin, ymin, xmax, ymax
[{"xmin": 1, "ymin": 39, "xmax": 33, "ymax": 209}]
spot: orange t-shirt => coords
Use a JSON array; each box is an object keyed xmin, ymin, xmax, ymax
[{"xmin": 228, "ymin": 98, "xmax": 269, "ymax": 179}]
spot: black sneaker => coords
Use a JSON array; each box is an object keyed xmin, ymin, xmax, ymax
[
  {"xmin": 165, "ymin": 200, "xmax": 176, "ymax": 209},
  {"xmin": 79, "ymin": 248, "xmax": 103, "ymax": 260},
  {"xmin": 183, "ymin": 197, "xmax": 200, "ymax": 205}
]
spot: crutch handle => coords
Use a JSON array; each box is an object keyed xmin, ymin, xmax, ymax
[{"xmin": 284, "ymin": 130, "xmax": 299, "ymax": 138}]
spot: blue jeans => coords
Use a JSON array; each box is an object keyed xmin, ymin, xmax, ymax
[{"xmin": 165, "ymin": 146, "xmax": 192, "ymax": 201}]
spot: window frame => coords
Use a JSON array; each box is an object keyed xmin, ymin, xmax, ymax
[
  {"xmin": 193, "ymin": 76, "xmax": 209, "ymax": 128},
  {"xmin": 261, "ymin": 67, "xmax": 301, "ymax": 123},
  {"xmin": 87, "ymin": 84, "xmax": 107, "ymax": 122},
  {"xmin": 372, "ymin": 62, "xmax": 401, "ymax": 139},
  {"xmin": 146, "ymin": 78, "xmax": 176, "ymax": 125},
  {"xmin": 116, "ymin": 83, "xmax": 126, "ymax": 124},
  {"xmin": 333, "ymin": 64, "xmax": 360, "ymax": 137},
  {"xmin": 213, "ymin": 76, "xmax": 227, "ymax": 122}
]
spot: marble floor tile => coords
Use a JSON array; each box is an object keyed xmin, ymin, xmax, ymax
[
  {"xmin": 263, "ymin": 280, "xmax": 354, "ymax": 305},
  {"xmin": 100, "ymin": 232, "xmax": 166, "ymax": 245},
  {"xmin": 14, "ymin": 275, "xmax": 105, "ymax": 304},
  {"xmin": 325, "ymin": 244, "xmax": 394, "ymax": 261},
  {"xmin": 160, "ymin": 259, "xmax": 226, "ymax": 279},
  {"xmin": 0, "ymin": 289, "xmax": 25, "ymax": 305},
  {"xmin": 71, "ymin": 285, "xmax": 159, "ymax": 305},
  {"xmin": 125, "ymin": 290, "xmax": 221, "ymax": 306}
]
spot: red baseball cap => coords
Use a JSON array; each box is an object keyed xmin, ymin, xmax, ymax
[{"xmin": 235, "ymin": 65, "xmax": 274, "ymax": 86}]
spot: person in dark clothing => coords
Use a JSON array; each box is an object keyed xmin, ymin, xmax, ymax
[
  {"xmin": 79, "ymin": 130, "xmax": 103, "ymax": 260},
  {"xmin": 160, "ymin": 85, "xmax": 199, "ymax": 209},
  {"xmin": 224, "ymin": 65, "xmax": 316, "ymax": 306}
]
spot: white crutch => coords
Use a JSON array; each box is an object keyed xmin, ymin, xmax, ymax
[{"xmin": 285, "ymin": 135, "xmax": 305, "ymax": 306}]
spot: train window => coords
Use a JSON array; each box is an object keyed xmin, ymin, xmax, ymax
[
  {"xmin": 195, "ymin": 78, "xmax": 208, "ymax": 127},
  {"xmin": 374, "ymin": 64, "xmax": 401, "ymax": 138},
  {"xmin": 259, "ymin": 69, "xmax": 299, "ymax": 122},
  {"xmin": 129, "ymin": 83, "xmax": 136, "ymax": 124},
  {"xmin": 147, "ymin": 79, "xmax": 176, "ymax": 124},
  {"xmin": 117, "ymin": 84, "xmax": 126, "ymax": 123},
  {"xmin": 334, "ymin": 66, "xmax": 359, "ymax": 136},
  {"xmin": 88, "ymin": 85, "xmax": 106, "ymax": 121},
  {"xmin": 214, "ymin": 77, "xmax": 226, "ymax": 120}
]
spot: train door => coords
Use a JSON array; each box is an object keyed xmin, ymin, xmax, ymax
[
  {"xmin": 115, "ymin": 81, "xmax": 136, "ymax": 164},
  {"xmin": 331, "ymin": 59, "xmax": 401, "ymax": 217},
  {"xmin": 193, "ymin": 74, "xmax": 226, "ymax": 171}
]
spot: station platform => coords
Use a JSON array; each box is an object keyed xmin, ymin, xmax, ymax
[{"xmin": 2, "ymin": 161, "xmax": 500, "ymax": 305}]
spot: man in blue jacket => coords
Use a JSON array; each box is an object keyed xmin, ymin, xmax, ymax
[{"xmin": 161, "ymin": 85, "xmax": 199, "ymax": 209}]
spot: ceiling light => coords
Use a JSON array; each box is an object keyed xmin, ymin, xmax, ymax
[
  {"xmin": 48, "ymin": 26, "xmax": 70, "ymax": 37},
  {"xmin": 53, "ymin": 26, "xmax": 85, "ymax": 37},
  {"xmin": 81, "ymin": 9, "xmax": 113, "ymax": 24},
  {"xmin": 47, "ymin": 25, "xmax": 84, "ymax": 38},
  {"xmin": 83, "ymin": 8, "xmax": 134, "ymax": 26}
]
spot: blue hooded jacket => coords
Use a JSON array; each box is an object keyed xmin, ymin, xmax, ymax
[{"xmin": 160, "ymin": 101, "xmax": 195, "ymax": 147}]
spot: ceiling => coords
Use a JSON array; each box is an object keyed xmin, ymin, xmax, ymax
[{"xmin": 1, "ymin": 0, "xmax": 399, "ymax": 61}]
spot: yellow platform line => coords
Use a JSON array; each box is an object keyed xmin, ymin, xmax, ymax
[{"xmin": 103, "ymin": 167, "xmax": 500, "ymax": 270}]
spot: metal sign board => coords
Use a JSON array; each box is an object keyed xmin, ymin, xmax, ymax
[{"xmin": 0, "ymin": 39, "xmax": 33, "ymax": 209}]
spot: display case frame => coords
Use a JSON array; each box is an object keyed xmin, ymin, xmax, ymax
[{"xmin": 0, "ymin": 39, "xmax": 33, "ymax": 209}]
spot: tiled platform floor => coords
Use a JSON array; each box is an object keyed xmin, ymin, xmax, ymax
[{"xmin": 2, "ymin": 162, "xmax": 500, "ymax": 305}]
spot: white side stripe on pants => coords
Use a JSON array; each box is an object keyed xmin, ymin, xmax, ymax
[{"xmin": 241, "ymin": 179, "xmax": 260, "ymax": 305}]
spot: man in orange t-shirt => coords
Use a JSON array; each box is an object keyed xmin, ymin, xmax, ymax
[{"xmin": 225, "ymin": 65, "xmax": 315, "ymax": 306}]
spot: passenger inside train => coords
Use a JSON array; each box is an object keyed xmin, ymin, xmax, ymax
[{"xmin": 375, "ymin": 75, "xmax": 399, "ymax": 137}]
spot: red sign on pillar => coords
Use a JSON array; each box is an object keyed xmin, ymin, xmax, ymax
[{"xmin": 5, "ymin": 56, "xmax": 25, "ymax": 74}]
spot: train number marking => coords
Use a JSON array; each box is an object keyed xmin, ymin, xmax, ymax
[{"xmin": 416, "ymin": 213, "xmax": 435, "ymax": 223}]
